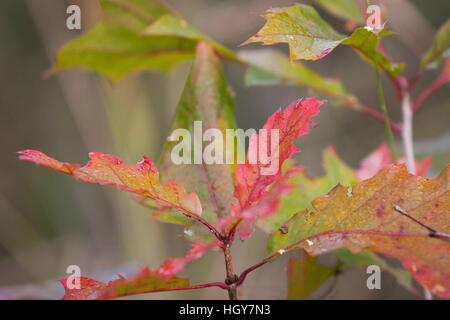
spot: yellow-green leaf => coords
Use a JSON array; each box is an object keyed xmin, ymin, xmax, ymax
[
  {"xmin": 242, "ymin": 4, "xmax": 347, "ymax": 61},
  {"xmin": 342, "ymin": 27, "xmax": 404, "ymax": 77},
  {"xmin": 243, "ymin": 4, "xmax": 403, "ymax": 77},
  {"xmin": 143, "ymin": 14, "xmax": 236, "ymax": 60},
  {"xmin": 421, "ymin": 19, "xmax": 450, "ymax": 70},
  {"xmin": 158, "ymin": 42, "xmax": 236, "ymax": 241},
  {"xmin": 239, "ymin": 49, "xmax": 359, "ymax": 109},
  {"xmin": 50, "ymin": 0, "xmax": 234, "ymax": 79}
]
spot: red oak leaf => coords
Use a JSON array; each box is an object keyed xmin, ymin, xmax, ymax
[
  {"xmin": 18, "ymin": 150, "xmax": 80, "ymax": 174},
  {"xmin": 221, "ymin": 98, "xmax": 324, "ymax": 240},
  {"xmin": 61, "ymin": 267, "xmax": 189, "ymax": 300},
  {"xmin": 60, "ymin": 241, "xmax": 219, "ymax": 300},
  {"xmin": 61, "ymin": 276, "xmax": 113, "ymax": 300},
  {"xmin": 18, "ymin": 150, "xmax": 202, "ymax": 218},
  {"xmin": 357, "ymin": 143, "xmax": 432, "ymax": 180},
  {"xmin": 236, "ymin": 167, "xmax": 300, "ymax": 240}
]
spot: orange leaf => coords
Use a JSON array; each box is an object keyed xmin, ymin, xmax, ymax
[
  {"xmin": 19, "ymin": 150, "xmax": 202, "ymax": 218},
  {"xmin": 18, "ymin": 150, "xmax": 80, "ymax": 174}
]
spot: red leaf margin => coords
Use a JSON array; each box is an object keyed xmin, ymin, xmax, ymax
[
  {"xmin": 61, "ymin": 241, "xmax": 220, "ymax": 300},
  {"xmin": 18, "ymin": 150, "xmax": 203, "ymax": 218},
  {"xmin": 221, "ymin": 97, "xmax": 324, "ymax": 240}
]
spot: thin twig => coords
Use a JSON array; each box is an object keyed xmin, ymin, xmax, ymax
[
  {"xmin": 375, "ymin": 68, "xmax": 399, "ymax": 160},
  {"xmin": 400, "ymin": 92, "xmax": 416, "ymax": 173},
  {"xmin": 394, "ymin": 205, "xmax": 450, "ymax": 241},
  {"xmin": 154, "ymin": 197, "xmax": 225, "ymax": 242},
  {"xmin": 413, "ymin": 76, "xmax": 449, "ymax": 112},
  {"xmin": 236, "ymin": 250, "xmax": 286, "ymax": 286},
  {"xmin": 358, "ymin": 104, "xmax": 401, "ymax": 134}
]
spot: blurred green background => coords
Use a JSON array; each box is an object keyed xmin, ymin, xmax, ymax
[{"xmin": 0, "ymin": 0, "xmax": 449, "ymax": 299}]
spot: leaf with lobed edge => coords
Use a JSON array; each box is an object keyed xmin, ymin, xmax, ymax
[
  {"xmin": 61, "ymin": 240, "xmax": 219, "ymax": 300},
  {"xmin": 268, "ymin": 164, "xmax": 450, "ymax": 298},
  {"xmin": 50, "ymin": 0, "xmax": 234, "ymax": 79},
  {"xmin": 243, "ymin": 4, "xmax": 404, "ymax": 77},
  {"xmin": 221, "ymin": 97, "xmax": 324, "ymax": 240},
  {"xmin": 18, "ymin": 150, "xmax": 203, "ymax": 220},
  {"xmin": 158, "ymin": 42, "xmax": 236, "ymax": 242},
  {"xmin": 421, "ymin": 19, "xmax": 450, "ymax": 71}
]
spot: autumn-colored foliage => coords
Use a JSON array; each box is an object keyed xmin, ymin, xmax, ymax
[{"xmin": 17, "ymin": 0, "xmax": 450, "ymax": 300}]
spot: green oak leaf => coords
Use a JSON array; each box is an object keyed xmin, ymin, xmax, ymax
[
  {"xmin": 243, "ymin": 4, "xmax": 347, "ymax": 61},
  {"xmin": 50, "ymin": 0, "xmax": 234, "ymax": 79},
  {"xmin": 342, "ymin": 27, "xmax": 404, "ymax": 77},
  {"xmin": 238, "ymin": 49, "xmax": 359, "ymax": 109},
  {"xmin": 421, "ymin": 19, "xmax": 450, "ymax": 70},
  {"xmin": 143, "ymin": 14, "xmax": 236, "ymax": 60},
  {"xmin": 157, "ymin": 42, "xmax": 236, "ymax": 242},
  {"xmin": 243, "ymin": 4, "xmax": 403, "ymax": 77}
]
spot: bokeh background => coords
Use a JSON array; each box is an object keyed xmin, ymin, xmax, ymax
[{"xmin": 0, "ymin": 0, "xmax": 449, "ymax": 299}]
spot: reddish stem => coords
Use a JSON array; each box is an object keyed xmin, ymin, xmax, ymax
[
  {"xmin": 412, "ymin": 76, "xmax": 449, "ymax": 112},
  {"xmin": 237, "ymin": 258, "xmax": 271, "ymax": 286},
  {"xmin": 359, "ymin": 104, "xmax": 401, "ymax": 133},
  {"xmin": 223, "ymin": 241, "xmax": 238, "ymax": 300},
  {"xmin": 176, "ymin": 206, "xmax": 224, "ymax": 241}
]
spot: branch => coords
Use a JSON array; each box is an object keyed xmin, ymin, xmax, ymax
[
  {"xmin": 375, "ymin": 67, "xmax": 399, "ymax": 160},
  {"xmin": 358, "ymin": 103, "xmax": 401, "ymax": 134},
  {"xmin": 237, "ymin": 251, "xmax": 281, "ymax": 286},
  {"xmin": 374, "ymin": 41, "xmax": 405, "ymax": 100},
  {"xmin": 400, "ymin": 92, "xmax": 416, "ymax": 173},
  {"xmin": 413, "ymin": 76, "xmax": 449, "ymax": 112},
  {"xmin": 223, "ymin": 242, "xmax": 238, "ymax": 300},
  {"xmin": 137, "ymin": 195, "xmax": 225, "ymax": 242},
  {"xmin": 394, "ymin": 205, "xmax": 450, "ymax": 241}
]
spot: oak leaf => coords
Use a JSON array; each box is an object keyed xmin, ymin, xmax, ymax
[
  {"xmin": 268, "ymin": 164, "xmax": 450, "ymax": 298},
  {"xmin": 61, "ymin": 268, "xmax": 189, "ymax": 300},
  {"xmin": 18, "ymin": 150, "xmax": 203, "ymax": 219},
  {"xmin": 243, "ymin": 4, "xmax": 403, "ymax": 77},
  {"xmin": 221, "ymin": 97, "xmax": 324, "ymax": 240}
]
